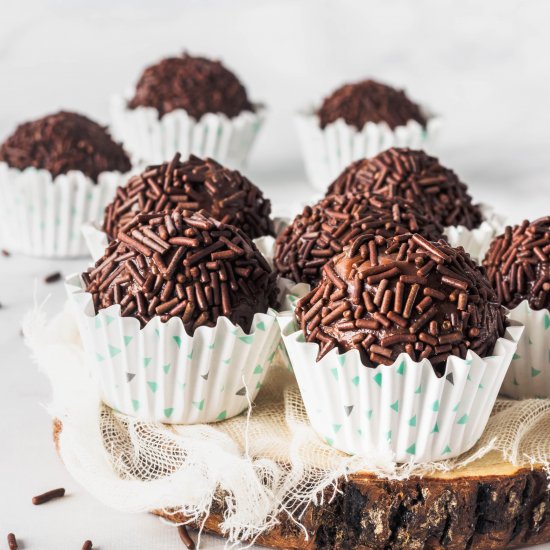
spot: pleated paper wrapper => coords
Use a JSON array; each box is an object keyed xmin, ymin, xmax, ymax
[
  {"xmin": 65, "ymin": 274, "xmax": 282, "ymax": 425},
  {"xmin": 110, "ymin": 95, "xmax": 265, "ymax": 168},
  {"xmin": 278, "ymin": 287, "xmax": 521, "ymax": 463},
  {"xmin": 0, "ymin": 162, "xmax": 127, "ymax": 258},
  {"xmin": 295, "ymin": 109, "xmax": 441, "ymax": 191},
  {"xmin": 444, "ymin": 204, "xmax": 505, "ymax": 263},
  {"xmin": 500, "ymin": 301, "xmax": 550, "ymax": 399}
]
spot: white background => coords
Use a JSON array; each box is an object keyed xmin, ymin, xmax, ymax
[{"xmin": 1, "ymin": 0, "xmax": 550, "ymax": 548}]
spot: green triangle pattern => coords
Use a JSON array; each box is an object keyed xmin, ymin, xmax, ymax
[
  {"xmin": 132, "ymin": 399, "xmax": 140, "ymax": 411},
  {"xmin": 406, "ymin": 443, "xmax": 416, "ymax": 455},
  {"xmin": 147, "ymin": 381, "xmax": 158, "ymax": 393},
  {"xmin": 453, "ymin": 402, "xmax": 460, "ymax": 412},
  {"xmin": 256, "ymin": 321, "xmax": 266, "ymax": 331},
  {"xmin": 432, "ymin": 422, "xmax": 439, "ymax": 433},
  {"xmin": 108, "ymin": 345, "xmax": 121, "ymax": 358},
  {"xmin": 173, "ymin": 336, "xmax": 182, "ymax": 348},
  {"xmin": 95, "ymin": 318, "xmax": 101, "ymax": 329},
  {"xmin": 386, "ymin": 430, "xmax": 392, "ymax": 441},
  {"xmin": 351, "ymin": 376, "xmax": 360, "ymax": 387},
  {"xmin": 409, "ymin": 415, "xmax": 417, "ymax": 427},
  {"xmin": 531, "ymin": 367, "xmax": 542, "ymax": 377},
  {"xmin": 208, "ymin": 343, "xmax": 215, "ymax": 349},
  {"xmin": 164, "ymin": 408, "xmax": 174, "ymax": 418},
  {"xmin": 331, "ymin": 368, "xmax": 339, "ymax": 381},
  {"xmin": 223, "ymin": 358, "xmax": 231, "ymax": 364},
  {"xmin": 187, "ymin": 351, "xmax": 193, "ymax": 360},
  {"xmin": 374, "ymin": 372, "xmax": 382, "ymax": 387},
  {"xmin": 513, "ymin": 353, "xmax": 521, "ymax": 360},
  {"xmin": 414, "ymin": 384, "xmax": 422, "ymax": 394},
  {"xmin": 390, "ymin": 400, "xmax": 399, "ymax": 412},
  {"xmin": 268, "ymin": 351, "xmax": 276, "ymax": 363},
  {"xmin": 544, "ymin": 313, "xmax": 550, "ymax": 330},
  {"xmin": 457, "ymin": 414, "xmax": 468, "ymax": 425},
  {"xmin": 442, "ymin": 445, "xmax": 452, "ymax": 454},
  {"xmin": 239, "ymin": 336, "xmax": 254, "ymax": 344},
  {"xmin": 123, "ymin": 335, "xmax": 133, "ymax": 346},
  {"xmin": 96, "ymin": 352, "xmax": 105, "ymax": 362},
  {"xmin": 366, "ymin": 409, "xmax": 373, "ymax": 420},
  {"xmin": 162, "ymin": 364, "xmax": 171, "ymax": 375},
  {"xmin": 216, "ymin": 410, "xmax": 227, "ymax": 421},
  {"xmin": 106, "ymin": 315, "xmax": 115, "ymax": 325},
  {"xmin": 333, "ymin": 424, "xmax": 342, "ymax": 433},
  {"xmin": 155, "ymin": 329, "xmax": 160, "ymax": 337},
  {"xmin": 193, "ymin": 399, "xmax": 205, "ymax": 411},
  {"xmin": 432, "ymin": 400, "xmax": 440, "ymax": 412},
  {"xmin": 338, "ymin": 355, "xmax": 346, "ymax": 366},
  {"xmin": 396, "ymin": 361, "xmax": 405, "ymax": 375},
  {"xmin": 253, "ymin": 365, "xmax": 263, "ymax": 374},
  {"xmin": 256, "ymin": 381, "xmax": 262, "ymax": 390},
  {"xmin": 143, "ymin": 357, "xmax": 152, "ymax": 367},
  {"xmin": 324, "ymin": 437, "xmax": 334, "ymax": 447}
]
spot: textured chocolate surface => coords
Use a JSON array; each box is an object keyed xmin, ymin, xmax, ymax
[
  {"xmin": 295, "ymin": 233, "xmax": 505, "ymax": 375},
  {"xmin": 316, "ymin": 79, "xmax": 427, "ymax": 131},
  {"xmin": 274, "ymin": 192, "xmax": 445, "ymax": 286},
  {"xmin": 128, "ymin": 54, "xmax": 254, "ymax": 119},
  {"xmin": 0, "ymin": 111, "xmax": 131, "ymax": 181},
  {"xmin": 483, "ymin": 217, "xmax": 550, "ymax": 310},
  {"xmin": 326, "ymin": 148, "xmax": 483, "ymax": 230},
  {"xmin": 85, "ymin": 210, "xmax": 278, "ymax": 333},
  {"xmin": 103, "ymin": 154, "xmax": 274, "ymax": 241}
]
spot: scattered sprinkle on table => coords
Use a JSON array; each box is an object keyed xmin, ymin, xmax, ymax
[
  {"xmin": 44, "ymin": 271, "xmax": 62, "ymax": 284},
  {"xmin": 178, "ymin": 525, "xmax": 195, "ymax": 549},
  {"xmin": 32, "ymin": 487, "xmax": 65, "ymax": 505}
]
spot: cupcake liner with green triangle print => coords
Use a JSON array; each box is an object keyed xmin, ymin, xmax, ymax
[
  {"xmin": 500, "ymin": 301, "xmax": 550, "ymax": 399},
  {"xmin": 65, "ymin": 273, "xmax": 283, "ymax": 424},
  {"xmin": 278, "ymin": 289, "xmax": 522, "ymax": 463},
  {"xmin": 0, "ymin": 162, "xmax": 127, "ymax": 258}
]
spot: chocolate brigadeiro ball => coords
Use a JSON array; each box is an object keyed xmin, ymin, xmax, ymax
[
  {"xmin": 295, "ymin": 233, "xmax": 505, "ymax": 375},
  {"xmin": 274, "ymin": 192, "xmax": 445, "ymax": 286},
  {"xmin": 103, "ymin": 153, "xmax": 274, "ymax": 241},
  {"xmin": 316, "ymin": 79, "xmax": 427, "ymax": 131},
  {"xmin": 84, "ymin": 209, "xmax": 278, "ymax": 333},
  {"xmin": 128, "ymin": 54, "xmax": 254, "ymax": 120},
  {"xmin": 0, "ymin": 111, "xmax": 131, "ymax": 181},
  {"xmin": 483, "ymin": 217, "xmax": 550, "ymax": 311},
  {"xmin": 326, "ymin": 148, "xmax": 483, "ymax": 230}
]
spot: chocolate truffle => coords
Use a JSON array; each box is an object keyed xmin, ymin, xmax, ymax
[
  {"xmin": 128, "ymin": 54, "xmax": 254, "ymax": 119},
  {"xmin": 84, "ymin": 209, "xmax": 278, "ymax": 333},
  {"xmin": 326, "ymin": 148, "xmax": 483, "ymax": 230},
  {"xmin": 103, "ymin": 154, "xmax": 274, "ymax": 241},
  {"xmin": 295, "ymin": 233, "xmax": 505, "ymax": 375},
  {"xmin": 316, "ymin": 79, "xmax": 427, "ymax": 131},
  {"xmin": 274, "ymin": 192, "xmax": 445, "ymax": 286},
  {"xmin": 483, "ymin": 217, "xmax": 550, "ymax": 310},
  {"xmin": 0, "ymin": 111, "xmax": 131, "ymax": 181}
]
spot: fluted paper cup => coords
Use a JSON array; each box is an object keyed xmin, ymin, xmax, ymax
[
  {"xmin": 500, "ymin": 302, "xmax": 550, "ymax": 399},
  {"xmin": 65, "ymin": 273, "xmax": 281, "ymax": 424},
  {"xmin": 444, "ymin": 205, "xmax": 505, "ymax": 262},
  {"xmin": 295, "ymin": 109, "xmax": 441, "ymax": 191},
  {"xmin": 278, "ymin": 290, "xmax": 521, "ymax": 463},
  {"xmin": 0, "ymin": 162, "xmax": 127, "ymax": 258},
  {"xmin": 110, "ymin": 94, "xmax": 266, "ymax": 168}
]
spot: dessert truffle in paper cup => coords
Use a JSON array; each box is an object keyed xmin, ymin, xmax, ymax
[
  {"xmin": 483, "ymin": 218, "xmax": 550, "ymax": 399},
  {"xmin": 280, "ymin": 233, "xmax": 519, "ymax": 462},
  {"xmin": 110, "ymin": 54, "xmax": 265, "ymax": 168},
  {"xmin": 296, "ymin": 79, "xmax": 440, "ymax": 190},
  {"xmin": 325, "ymin": 148, "xmax": 502, "ymax": 261},
  {"xmin": 68, "ymin": 209, "xmax": 281, "ymax": 424},
  {"xmin": 0, "ymin": 111, "xmax": 131, "ymax": 258}
]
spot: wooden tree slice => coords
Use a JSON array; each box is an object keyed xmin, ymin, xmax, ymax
[{"xmin": 53, "ymin": 420, "xmax": 550, "ymax": 549}]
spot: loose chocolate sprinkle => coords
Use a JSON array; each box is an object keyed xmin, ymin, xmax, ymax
[
  {"xmin": 316, "ymin": 79, "xmax": 427, "ymax": 131},
  {"xmin": 44, "ymin": 271, "xmax": 62, "ymax": 284},
  {"xmin": 177, "ymin": 525, "xmax": 196, "ymax": 549},
  {"xmin": 7, "ymin": 533, "xmax": 17, "ymax": 550},
  {"xmin": 326, "ymin": 148, "xmax": 483, "ymax": 230},
  {"xmin": 0, "ymin": 111, "xmax": 130, "ymax": 181},
  {"xmin": 32, "ymin": 487, "xmax": 65, "ymax": 505},
  {"xmin": 1, "ymin": 249, "xmax": 10, "ymax": 257},
  {"xmin": 129, "ymin": 54, "xmax": 254, "ymax": 120},
  {"xmin": 86, "ymin": 210, "xmax": 278, "ymax": 333},
  {"xmin": 82, "ymin": 540, "xmax": 93, "ymax": 550},
  {"xmin": 483, "ymin": 217, "xmax": 550, "ymax": 310},
  {"xmin": 274, "ymin": 192, "xmax": 445, "ymax": 286},
  {"xmin": 102, "ymin": 154, "xmax": 274, "ymax": 241},
  {"xmin": 295, "ymin": 233, "xmax": 505, "ymax": 376}
]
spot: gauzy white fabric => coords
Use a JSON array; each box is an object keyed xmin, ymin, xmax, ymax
[{"xmin": 24, "ymin": 303, "xmax": 550, "ymax": 546}]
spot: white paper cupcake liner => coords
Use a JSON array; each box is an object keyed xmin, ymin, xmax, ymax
[
  {"xmin": 295, "ymin": 109, "xmax": 441, "ymax": 191},
  {"xmin": 110, "ymin": 94, "xmax": 266, "ymax": 168},
  {"xmin": 278, "ymin": 288, "xmax": 521, "ymax": 463},
  {"xmin": 0, "ymin": 162, "xmax": 128, "ymax": 258},
  {"xmin": 444, "ymin": 204, "xmax": 506, "ymax": 262},
  {"xmin": 499, "ymin": 302, "xmax": 550, "ymax": 399},
  {"xmin": 66, "ymin": 273, "xmax": 283, "ymax": 424}
]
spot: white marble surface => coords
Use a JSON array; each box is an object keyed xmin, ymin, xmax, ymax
[{"xmin": 1, "ymin": 0, "xmax": 550, "ymax": 548}]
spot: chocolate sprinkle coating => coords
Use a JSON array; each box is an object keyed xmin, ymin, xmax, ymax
[
  {"xmin": 85, "ymin": 210, "xmax": 278, "ymax": 333},
  {"xmin": 326, "ymin": 148, "xmax": 483, "ymax": 230},
  {"xmin": 274, "ymin": 192, "xmax": 445, "ymax": 286},
  {"xmin": 128, "ymin": 54, "xmax": 254, "ymax": 119},
  {"xmin": 316, "ymin": 79, "xmax": 427, "ymax": 131},
  {"xmin": 295, "ymin": 233, "xmax": 505, "ymax": 375},
  {"xmin": 103, "ymin": 154, "xmax": 274, "ymax": 241},
  {"xmin": 0, "ymin": 111, "xmax": 131, "ymax": 182},
  {"xmin": 483, "ymin": 217, "xmax": 550, "ymax": 311}
]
